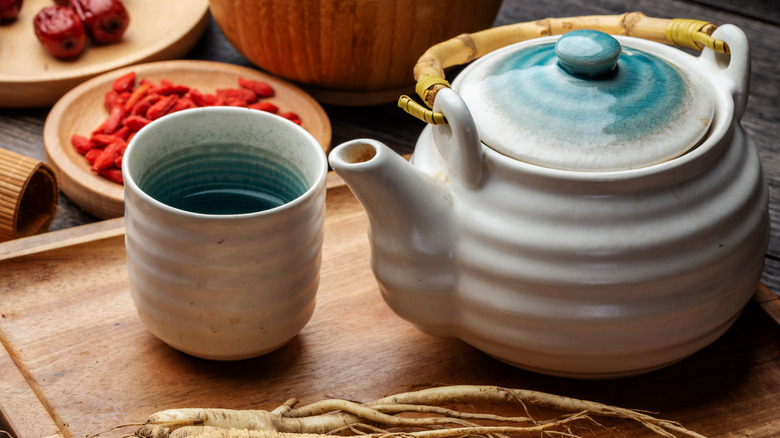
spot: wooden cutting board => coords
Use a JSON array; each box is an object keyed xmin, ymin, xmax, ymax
[{"xmin": 2, "ymin": 174, "xmax": 780, "ymax": 438}]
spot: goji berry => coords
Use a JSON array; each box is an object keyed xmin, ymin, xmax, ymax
[
  {"xmin": 102, "ymin": 104, "xmax": 124, "ymax": 134},
  {"xmin": 123, "ymin": 115, "xmax": 151, "ymax": 131},
  {"xmin": 91, "ymin": 139, "xmax": 126, "ymax": 172},
  {"xmin": 72, "ymin": 72, "xmax": 302, "ymax": 186},
  {"xmin": 84, "ymin": 148, "xmax": 101, "ymax": 164},
  {"xmin": 188, "ymin": 88, "xmax": 217, "ymax": 106},
  {"xmin": 279, "ymin": 112, "xmax": 302, "ymax": 125},
  {"xmin": 116, "ymin": 91, "xmax": 132, "ymax": 107},
  {"xmin": 91, "ymin": 121, "xmax": 106, "ymax": 137},
  {"xmin": 157, "ymin": 81, "xmax": 190, "ymax": 96},
  {"xmin": 104, "ymin": 90, "xmax": 119, "ymax": 111},
  {"xmin": 113, "ymin": 125, "xmax": 131, "ymax": 140},
  {"xmin": 123, "ymin": 83, "xmax": 151, "ymax": 112},
  {"xmin": 91, "ymin": 133, "xmax": 122, "ymax": 148},
  {"xmin": 216, "ymin": 88, "xmax": 257, "ymax": 105},
  {"xmin": 248, "ymin": 102, "xmax": 279, "ymax": 113},
  {"xmin": 99, "ymin": 168, "xmax": 123, "ymax": 185},
  {"xmin": 112, "ymin": 71, "xmax": 135, "ymax": 93},
  {"xmin": 71, "ymin": 134, "xmax": 92, "ymax": 155},
  {"xmin": 170, "ymin": 96, "xmax": 197, "ymax": 113},
  {"xmin": 146, "ymin": 95, "xmax": 178, "ymax": 120},
  {"xmin": 131, "ymin": 93, "xmax": 160, "ymax": 117},
  {"xmin": 238, "ymin": 77, "xmax": 274, "ymax": 97}
]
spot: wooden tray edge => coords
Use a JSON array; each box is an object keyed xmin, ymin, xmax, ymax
[
  {"xmin": 0, "ymin": 173, "xmax": 348, "ymax": 264},
  {"xmin": 0, "ymin": 217, "xmax": 125, "ymax": 263},
  {"xmin": 0, "ymin": 329, "xmax": 64, "ymax": 438}
]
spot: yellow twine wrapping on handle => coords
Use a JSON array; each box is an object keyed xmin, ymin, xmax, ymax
[
  {"xmin": 666, "ymin": 18, "xmax": 730, "ymax": 53},
  {"xmin": 398, "ymin": 74, "xmax": 451, "ymax": 125},
  {"xmin": 400, "ymin": 14, "xmax": 731, "ymax": 125},
  {"xmin": 398, "ymin": 95, "xmax": 447, "ymax": 125},
  {"xmin": 415, "ymin": 75, "xmax": 451, "ymax": 107}
]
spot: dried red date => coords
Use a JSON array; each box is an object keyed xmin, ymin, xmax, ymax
[
  {"xmin": 33, "ymin": 6, "xmax": 86, "ymax": 59},
  {"xmin": 68, "ymin": 0, "xmax": 129, "ymax": 44},
  {"xmin": 0, "ymin": 0, "xmax": 23, "ymax": 22}
]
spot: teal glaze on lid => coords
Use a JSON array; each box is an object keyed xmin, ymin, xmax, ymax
[
  {"xmin": 490, "ymin": 42, "xmax": 685, "ymax": 145},
  {"xmin": 456, "ymin": 32, "xmax": 715, "ymax": 171},
  {"xmin": 555, "ymin": 29, "xmax": 622, "ymax": 77}
]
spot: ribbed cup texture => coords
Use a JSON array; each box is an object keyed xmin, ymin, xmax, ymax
[
  {"xmin": 122, "ymin": 107, "xmax": 327, "ymax": 360},
  {"xmin": 125, "ymin": 183, "xmax": 325, "ymax": 360}
]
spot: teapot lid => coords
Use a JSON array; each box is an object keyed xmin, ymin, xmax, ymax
[{"xmin": 455, "ymin": 30, "xmax": 714, "ymax": 171}]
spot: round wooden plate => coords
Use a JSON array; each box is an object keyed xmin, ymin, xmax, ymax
[
  {"xmin": 0, "ymin": 0, "xmax": 210, "ymax": 108},
  {"xmin": 43, "ymin": 60, "xmax": 333, "ymax": 219}
]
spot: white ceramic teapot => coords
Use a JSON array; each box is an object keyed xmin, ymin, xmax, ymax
[{"xmin": 328, "ymin": 14, "xmax": 769, "ymax": 379}]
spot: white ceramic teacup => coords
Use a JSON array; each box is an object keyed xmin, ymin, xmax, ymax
[{"xmin": 122, "ymin": 107, "xmax": 328, "ymax": 360}]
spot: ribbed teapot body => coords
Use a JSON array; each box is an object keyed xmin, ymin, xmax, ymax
[
  {"xmin": 347, "ymin": 24, "xmax": 768, "ymax": 378},
  {"xmin": 405, "ymin": 103, "xmax": 768, "ymax": 378}
]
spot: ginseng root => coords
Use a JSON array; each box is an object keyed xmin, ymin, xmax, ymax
[{"xmin": 113, "ymin": 385, "xmax": 706, "ymax": 438}]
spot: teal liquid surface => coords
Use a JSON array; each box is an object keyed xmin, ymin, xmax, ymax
[
  {"xmin": 177, "ymin": 188, "xmax": 286, "ymax": 214},
  {"xmin": 136, "ymin": 143, "xmax": 307, "ymax": 215}
]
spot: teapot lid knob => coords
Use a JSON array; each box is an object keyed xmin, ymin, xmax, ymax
[{"xmin": 555, "ymin": 30, "xmax": 621, "ymax": 77}]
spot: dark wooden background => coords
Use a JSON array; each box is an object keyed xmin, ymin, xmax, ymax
[{"xmin": 1, "ymin": 0, "xmax": 778, "ymax": 293}]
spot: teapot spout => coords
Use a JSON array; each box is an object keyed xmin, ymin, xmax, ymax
[{"xmin": 329, "ymin": 139, "xmax": 456, "ymax": 335}]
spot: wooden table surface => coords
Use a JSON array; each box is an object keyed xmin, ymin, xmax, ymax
[
  {"xmin": 1, "ymin": 1, "xmax": 778, "ymax": 290},
  {"xmin": 1, "ymin": 1, "xmax": 780, "ymax": 437},
  {"xmin": 3, "ymin": 1, "xmax": 779, "ymax": 291}
]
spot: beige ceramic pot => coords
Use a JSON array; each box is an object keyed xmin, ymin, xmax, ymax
[{"xmin": 208, "ymin": 0, "xmax": 502, "ymax": 105}]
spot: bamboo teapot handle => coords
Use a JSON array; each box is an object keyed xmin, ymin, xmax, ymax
[{"xmin": 399, "ymin": 12, "xmax": 729, "ymax": 125}]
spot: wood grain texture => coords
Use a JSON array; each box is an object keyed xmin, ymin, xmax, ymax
[
  {"xmin": 207, "ymin": 0, "xmax": 502, "ymax": 104},
  {"xmin": 0, "ymin": 338, "xmax": 62, "ymax": 438},
  {"xmin": 0, "ymin": 148, "xmax": 58, "ymax": 241},
  {"xmin": 0, "ymin": 179, "xmax": 779, "ymax": 438},
  {"xmin": 0, "ymin": 0, "xmax": 210, "ymax": 108},
  {"xmin": 1, "ymin": 3, "xmax": 780, "ymax": 434},
  {"xmin": 691, "ymin": 0, "xmax": 780, "ymax": 24}
]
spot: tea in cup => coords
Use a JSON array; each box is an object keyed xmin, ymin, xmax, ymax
[{"xmin": 122, "ymin": 106, "xmax": 327, "ymax": 360}]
